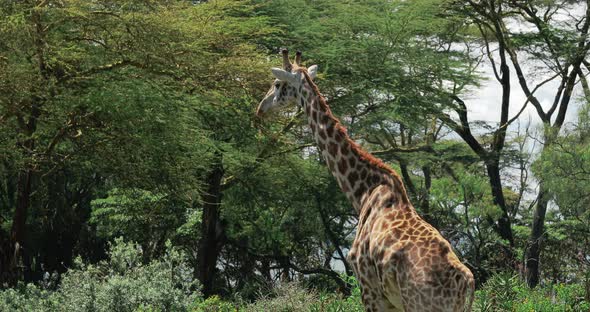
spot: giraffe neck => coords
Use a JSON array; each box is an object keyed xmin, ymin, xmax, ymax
[{"xmin": 298, "ymin": 71, "xmax": 410, "ymax": 214}]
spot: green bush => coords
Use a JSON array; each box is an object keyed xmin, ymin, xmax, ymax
[
  {"xmin": 244, "ymin": 275, "xmax": 363, "ymax": 312},
  {"xmin": 4, "ymin": 261, "xmax": 588, "ymax": 312},
  {"xmin": 474, "ymin": 274, "xmax": 589, "ymax": 312},
  {"xmin": 0, "ymin": 284, "xmax": 61, "ymax": 311},
  {"xmin": 192, "ymin": 295, "xmax": 241, "ymax": 312},
  {"xmin": 0, "ymin": 238, "xmax": 200, "ymax": 312},
  {"xmin": 243, "ymin": 282, "xmax": 318, "ymax": 312}
]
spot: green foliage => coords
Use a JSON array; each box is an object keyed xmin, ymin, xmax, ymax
[
  {"xmin": 429, "ymin": 163, "xmax": 508, "ymax": 280},
  {"xmin": 474, "ymin": 274, "xmax": 589, "ymax": 312},
  {"xmin": 244, "ymin": 277, "xmax": 363, "ymax": 312},
  {"xmin": 244, "ymin": 282, "xmax": 319, "ymax": 312},
  {"xmin": 0, "ymin": 238, "xmax": 200, "ymax": 312},
  {"xmin": 530, "ymin": 104, "xmax": 590, "ymax": 286},
  {"xmin": 0, "ymin": 0, "xmax": 274, "ymax": 282},
  {"xmin": 0, "ymin": 284, "xmax": 60, "ymax": 312},
  {"xmin": 308, "ymin": 275, "xmax": 364, "ymax": 312},
  {"xmin": 191, "ymin": 295, "xmax": 237, "ymax": 312},
  {"xmin": 90, "ymin": 188, "xmax": 197, "ymax": 259}
]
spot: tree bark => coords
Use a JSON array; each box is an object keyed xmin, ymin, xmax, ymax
[
  {"xmin": 420, "ymin": 165, "xmax": 436, "ymax": 227},
  {"xmin": 39, "ymin": 170, "xmax": 79, "ymax": 279},
  {"xmin": 196, "ymin": 152, "xmax": 225, "ymax": 297},
  {"xmin": 526, "ymin": 185, "xmax": 549, "ymax": 288},
  {"xmin": 8, "ymin": 169, "xmax": 34, "ymax": 283},
  {"xmin": 7, "ymin": 102, "xmax": 40, "ymax": 284},
  {"xmin": 485, "ymin": 161, "xmax": 514, "ymax": 246}
]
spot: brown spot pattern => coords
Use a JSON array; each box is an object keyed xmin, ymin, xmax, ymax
[
  {"xmin": 338, "ymin": 159, "xmax": 348, "ymax": 174},
  {"xmin": 328, "ymin": 141, "xmax": 338, "ymax": 157}
]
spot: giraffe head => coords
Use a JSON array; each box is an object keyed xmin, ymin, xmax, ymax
[{"xmin": 256, "ymin": 49, "xmax": 318, "ymax": 116}]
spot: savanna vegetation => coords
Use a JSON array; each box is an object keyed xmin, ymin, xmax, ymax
[{"xmin": 1, "ymin": 0, "xmax": 589, "ymax": 311}]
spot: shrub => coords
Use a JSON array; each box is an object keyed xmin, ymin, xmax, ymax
[
  {"xmin": 191, "ymin": 295, "xmax": 238, "ymax": 312},
  {"xmin": 310, "ymin": 275, "xmax": 364, "ymax": 312},
  {"xmin": 244, "ymin": 282, "xmax": 318, "ymax": 312},
  {"xmin": 245, "ymin": 275, "xmax": 364, "ymax": 312},
  {"xmin": 0, "ymin": 238, "xmax": 200, "ymax": 312},
  {"xmin": 0, "ymin": 283, "xmax": 61, "ymax": 312},
  {"xmin": 474, "ymin": 274, "xmax": 589, "ymax": 312}
]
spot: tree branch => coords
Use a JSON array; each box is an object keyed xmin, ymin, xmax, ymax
[{"xmin": 500, "ymin": 71, "xmax": 561, "ymax": 131}]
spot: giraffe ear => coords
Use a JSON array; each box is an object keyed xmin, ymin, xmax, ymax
[
  {"xmin": 271, "ymin": 67, "xmax": 297, "ymax": 83},
  {"xmin": 308, "ymin": 65, "xmax": 318, "ymax": 79}
]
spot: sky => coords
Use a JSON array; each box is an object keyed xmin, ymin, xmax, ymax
[{"xmin": 462, "ymin": 53, "xmax": 584, "ymax": 130}]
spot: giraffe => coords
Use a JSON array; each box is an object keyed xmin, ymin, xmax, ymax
[{"xmin": 256, "ymin": 49, "xmax": 475, "ymax": 312}]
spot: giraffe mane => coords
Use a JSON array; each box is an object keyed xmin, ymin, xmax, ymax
[{"xmin": 298, "ymin": 68, "xmax": 409, "ymax": 199}]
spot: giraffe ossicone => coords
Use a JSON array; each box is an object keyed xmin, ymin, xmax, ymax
[{"xmin": 256, "ymin": 49, "xmax": 475, "ymax": 312}]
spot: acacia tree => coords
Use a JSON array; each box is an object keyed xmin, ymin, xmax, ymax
[
  {"xmin": 451, "ymin": 0, "xmax": 590, "ymax": 287},
  {"xmin": 0, "ymin": 0, "xmax": 274, "ymax": 287},
  {"xmin": 533, "ymin": 100, "xmax": 590, "ymax": 298},
  {"xmin": 0, "ymin": 0, "xmax": 205, "ymax": 284}
]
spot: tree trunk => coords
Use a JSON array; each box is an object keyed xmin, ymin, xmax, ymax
[
  {"xmin": 485, "ymin": 161, "xmax": 514, "ymax": 246},
  {"xmin": 8, "ymin": 169, "xmax": 34, "ymax": 284},
  {"xmin": 526, "ymin": 125, "xmax": 559, "ymax": 288},
  {"xmin": 196, "ymin": 153, "xmax": 225, "ymax": 297},
  {"xmin": 420, "ymin": 165, "xmax": 436, "ymax": 228},
  {"xmin": 39, "ymin": 171, "xmax": 78, "ymax": 279},
  {"xmin": 0, "ymin": 229, "xmax": 11, "ymax": 287},
  {"xmin": 7, "ymin": 106, "xmax": 40, "ymax": 285},
  {"xmin": 526, "ymin": 184, "xmax": 549, "ymax": 288}
]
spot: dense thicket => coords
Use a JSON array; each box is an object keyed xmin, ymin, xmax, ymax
[{"xmin": 1, "ymin": 0, "xmax": 589, "ymax": 309}]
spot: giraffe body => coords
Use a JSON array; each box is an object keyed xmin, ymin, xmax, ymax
[
  {"xmin": 349, "ymin": 186, "xmax": 473, "ymax": 312},
  {"xmin": 257, "ymin": 50, "xmax": 474, "ymax": 311}
]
